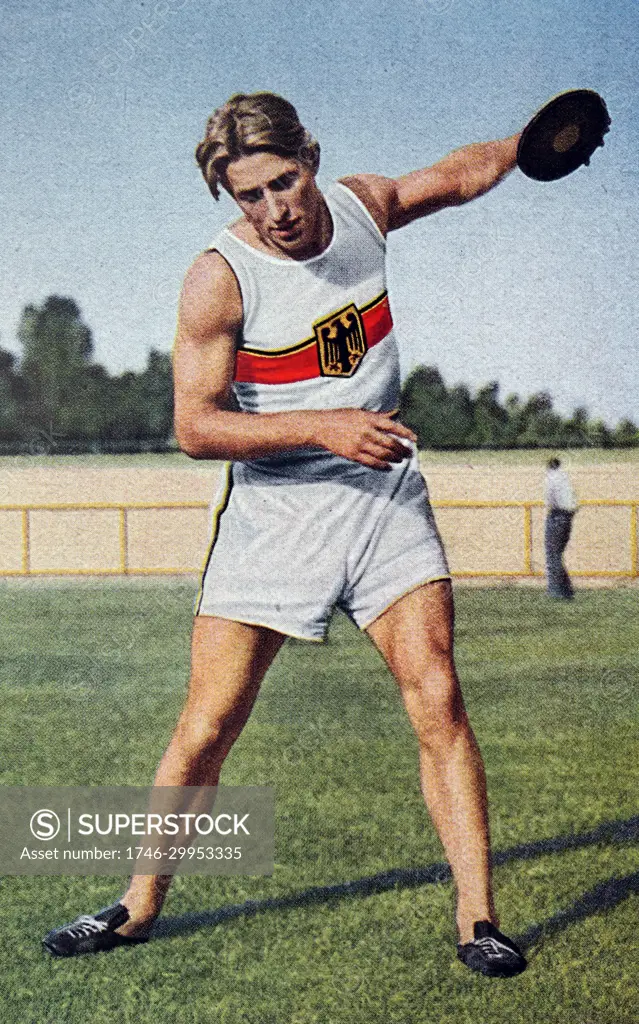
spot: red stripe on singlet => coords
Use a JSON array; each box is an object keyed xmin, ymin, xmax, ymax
[{"xmin": 234, "ymin": 293, "xmax": 393, "ymax": 385}]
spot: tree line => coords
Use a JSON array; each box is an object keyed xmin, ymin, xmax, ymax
[
  {"xmin": 0, "ymin": 296, "xmax": 173, "ymax": 454},
  {"xmin": 0, "ymin": 295, "xmax": 636, "ymax": 454},
  {"xmin": 399, "ymin": 366, "xmax": 639, "ymax": 450}
]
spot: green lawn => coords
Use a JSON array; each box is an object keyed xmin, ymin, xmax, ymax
[
  {"xmin": 0, "ymin": 451, "xmax": 202, "ymax": 470},
  {"xmin": 418, "ymin": 447, "xmax": 639, "ymax": 466},
  {"xmin": 0, "ymin": 583, "xmax": 637, "ymax": 1024}
]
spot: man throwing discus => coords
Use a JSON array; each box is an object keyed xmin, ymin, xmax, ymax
[{"xmin": 44, "ymin": 91, "xmax": 527, "ymax": 976}]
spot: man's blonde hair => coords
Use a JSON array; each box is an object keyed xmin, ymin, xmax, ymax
[{"xmin": 195, "ymin": 92, "xmax": 320, "ymax": 200}]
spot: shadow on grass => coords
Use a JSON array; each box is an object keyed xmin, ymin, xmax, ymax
[
  {"xmin": 152, "ymin": 814, "xmax": 639, "ymax": 948},
  {"xmin": 515, "ymin": 870, "xmax": 639, "ymax": 956}
]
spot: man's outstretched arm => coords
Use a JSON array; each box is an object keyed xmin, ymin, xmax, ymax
[
  {"xmin": 172, "ymin": 251, "xmax": 416, "ymax": 470},
  {"xmin": 341, "ymin": 133, "xmax": 520, "ymax": 233}
]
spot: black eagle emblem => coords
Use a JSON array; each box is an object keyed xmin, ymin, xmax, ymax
[{"xmin": 315, "ymin": 303, "xmax": 368, "ymax": 378}]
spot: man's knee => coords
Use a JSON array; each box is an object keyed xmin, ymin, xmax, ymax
[
  {"xmin": 173, "ymin": 706, "xmax": 237, "ymax": 761},
  {"xmin": 407, "ymin": 676, "xmax": 467, "ymax": 751},
  {"xmin": 396, "ymin": 626, "xmax": 456, "ymax": 692}
]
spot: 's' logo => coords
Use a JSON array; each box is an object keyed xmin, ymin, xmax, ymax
[
  {"xmin": 30, "ymin": 809, "xmax": 61, "ymax": 840},
  {"xmin": 315, "ymin": 304, "xmax": 368, "ymax": 377}
]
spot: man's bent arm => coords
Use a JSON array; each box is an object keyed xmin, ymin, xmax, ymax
[
  {"xmin": 342, "ymin": 133, "xmax": 520, "ymax": 234},
  {"xmin": 173, "ymin": 252, "xmax": 416, "ymax": 470}
]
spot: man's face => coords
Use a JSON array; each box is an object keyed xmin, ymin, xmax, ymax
[{"xmin": 225, "ymin": 151, "xmax": 325, "ymax": 259}]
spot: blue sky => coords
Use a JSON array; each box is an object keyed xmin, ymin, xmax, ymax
[{"xmin": 2, "ymin": 0, "xmax": 637, "ymax": 423}]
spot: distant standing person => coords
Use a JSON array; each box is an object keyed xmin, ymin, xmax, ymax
[{"xmin": 545, "ymin": 458, "xmax": 577, "ymax": 599}]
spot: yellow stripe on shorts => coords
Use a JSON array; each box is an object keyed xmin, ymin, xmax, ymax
[{"xmin": 194, "ymin": 462, "xmax": 234, "ymax": 616}]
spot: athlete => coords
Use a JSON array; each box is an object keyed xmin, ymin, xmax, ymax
[{"xmin": 44, "ymin": 92, "xmax": 526, "ymax": 977}]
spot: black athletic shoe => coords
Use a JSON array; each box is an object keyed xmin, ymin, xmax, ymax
[
  {"xmin": 457, "ymin": 920, "xmax": 527, "ymax": 977},
  {"xmin": 42, "ymin": 902, "xmax": 150, "ymax": 957}
]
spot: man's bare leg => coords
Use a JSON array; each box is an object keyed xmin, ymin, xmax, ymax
[
  {"xmin": 366, "ymin": 579, "xmax": 495, "ymax": 945},
  {"xmin": 116, "ymin": 615, "xmax": 285, "ymax": 936}
]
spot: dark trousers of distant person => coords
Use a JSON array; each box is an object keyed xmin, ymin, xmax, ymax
[{"xmin": 545, "ymin": 509, "xmax": 575, "ymax": 599}]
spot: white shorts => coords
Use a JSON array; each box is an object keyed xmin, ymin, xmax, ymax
[{"xmin": 196, "ymin": 455, "xmax": 450, "ymax": 641}]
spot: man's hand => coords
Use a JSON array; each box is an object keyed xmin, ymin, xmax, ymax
[{"xmin": 311, "ymin": 409, "xmax": 416, "ymax": 471}]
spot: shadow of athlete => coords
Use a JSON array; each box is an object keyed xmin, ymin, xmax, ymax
[
  {"xmin": 44, "ymin": 90, "xmax": 527, "ymax": 976},
  {"xmin": 146, "ymin": 814, "xmax": 639, "ymax": 957}
]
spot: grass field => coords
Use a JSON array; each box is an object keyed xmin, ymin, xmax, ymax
[
  {"xmin": 2, "ymin": 446, "xmax": 639, "ymax": 470},
  {"xmin": 0, "ymin": 582, "xmax": 637, "ymax": 1024}
]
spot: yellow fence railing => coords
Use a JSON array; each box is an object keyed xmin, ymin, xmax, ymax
[
  {"xmin": 432, "ymin": 499, "xmax": 638, "ymax": 578},
  {"xmin": 0, "ymin": 501, "xmax": 209, "ymax": 577},
  {"xmin": 0, "ymin": 499, "xmax": 637, "ymax": 578}
]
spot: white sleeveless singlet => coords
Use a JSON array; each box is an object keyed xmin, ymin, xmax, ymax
[{"xmin": 208, "ymin": 182, "xmax": 402, "ymax": 477}]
